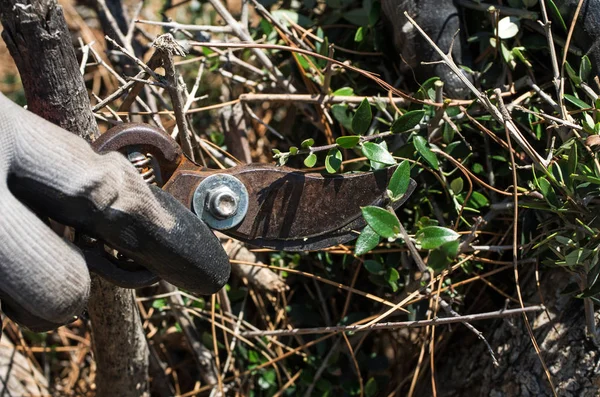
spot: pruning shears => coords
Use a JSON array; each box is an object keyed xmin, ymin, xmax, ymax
[{"xmin": 93, "ymin": 123, "xmax": 416, "ymax": 252}]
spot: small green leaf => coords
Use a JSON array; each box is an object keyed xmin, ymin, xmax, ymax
[
  {"xmin": 457, "ymin": 191, "xmax": 489, "ymax": 210},
  {"xmin": 352, "ymin": 98, "xmax": 372, "ymax": 135},
  {"xmin": 152, "ymin": 298, "xmax": 167, "ymax": 310},
  {"xmin": 538, "ymin": 176, "xmax": 559, "ymax": 207},
  {"xmin": 386, "ymin": 267, "xmax": 400, "ymax": 291},
  {"xmin": 565, "ymin": 248, "xmax": 593, "ymax": 267},
  {"xmin": 547, "ymin": 0, "xmax": 567, "ymax": 32},
  {"xmin": 568, "ymin": 143, "xmax": 578, "ymax": 177},
  {"xmin": 413, "ymin": 135, "xmax": 439, "ymax": 170},
  {"xmin": 428, "ymin": 240, "xmax": 460, "ymax": 270},
  {"xmin": 416, "ymin": 77, "xmax": 440, "ymax": 101},
  {"xmin": 365, "ymin": 378, "xmax": 378, "ymax": 397},
  {"xmin": 415, "ymin": 226, "xmax": 460, "ymax": 250},
  {"xmin": 332, "ymin": 104, "xmax": 353, "ymax": 130},
  {"xmin": 565, "ymin": 62, "xmax": 582, "ymax": 86},
  {"xmin": 355, "ymin": 225, "xmax": 380, "ymax": 255},
  {"xmin": 580, "ymin": 55, "xmax": 592, "ymax": 82},
  {"xmin": 450, "ymin": 177, "xmax": 464, "ymax": 194},
  {"xmin": 564, "ymin": 94, "xmax": 589, "ymax": 109},
  {"xmin": 361, "ymin": 142, "xmax": 396, "ymax": 165},
  {"xmin": 354, "ymin": 26, "xmax": 364, "ymax": 42},
  {"xmin": 368, "ymin": 2, "xmax": 380, "ymax": 27},
  {"xmin": 289, "ymin": 146, "xmax": 298, "ymax": 155},
  {"xmin": 325, "ymin": 148, "xmax": 342, "ymax": 173},
  {"xmin": 332, "ymin": 87, "xmax": 354, "ymax": 96},
  {"xmin": 388, "ymin": 160, "xmax": 410, "ymax": 199},
  {"xmin": 304, "ymin": 153, "xmax": 317, "ymax": 168},
  {"xmin": 364, "ymin": 260, "xmax": 384, "ymax": 275},
  {"xmin": 391, "ymin": 110, "xmax": 425, "ymax": 133},
  {"xmin": 301, "ymin": 138, "xmax": 315, "ymax": 148},
  {"xmin": 336, "ymin": 135, "xmax": 361, "ymax": 149},
  {"xmin": 361, "ymin": 206, "xmax": 400, "ymax": 239}
]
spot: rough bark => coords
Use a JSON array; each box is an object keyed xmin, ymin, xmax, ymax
[
  {"xmin": 418, "ymin": 269, "xmax": 600, "ymax": 397},
  {"xmin": 0, "ymin": 1, "xmax": 149, "ymax": 395},
  {"xmin": 88, "ymin": 277, "xmax": 149, "ymax": 396},
  {"xmin": 0, "ymin": 0, "xmax": 98, "ymax": 141}
]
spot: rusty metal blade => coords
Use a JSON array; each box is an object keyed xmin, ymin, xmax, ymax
[{"xmin": 164, "ymin": 163, "xmax": 416, "ymax": 251}]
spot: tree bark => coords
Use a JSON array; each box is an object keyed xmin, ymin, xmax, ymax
[
  {"xmin": 0, "ymin": 1, "xmax": 150, "ymax": 395},
  {"xmin": 417, "ymin": 269, "xmax": 600, "ymax": 397}
]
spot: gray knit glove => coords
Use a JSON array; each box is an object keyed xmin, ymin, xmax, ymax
[{"xmin": 0, "ymin": 93, "xmax": 230, "ymax": 331}]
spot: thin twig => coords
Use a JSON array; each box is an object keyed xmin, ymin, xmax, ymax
[
  {"xmin": 240, "ymin": 306, "xmax": 544, "ymax": 337},
  {"xmin": 152, "ymin": 34, "xmax": 196, "ymax": 160},
  {"xmin": 135, "ymin": 19, "xmax": 234, "ymax": 33},
  {"xmin": 403, "ymin": 12, "xmax": 549, "ymax": 169}
]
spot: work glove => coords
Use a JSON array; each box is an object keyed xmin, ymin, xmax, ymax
[{"xmin": 0, "ymin": 93, "xmax": 230, "ymax": 331}]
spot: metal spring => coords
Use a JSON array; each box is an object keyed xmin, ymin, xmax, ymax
[{"xmin": 127, "ymin": 151, "xmax": 157, "ymax": 185}]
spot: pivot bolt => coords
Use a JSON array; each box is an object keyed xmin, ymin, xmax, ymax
[
  {"xmin": 193, "ymin": 173, "xmax": 249, "ymax": 230},
  {"xmin": 207, "ymin": 187, "xmax": 239, "ymax": 219}
]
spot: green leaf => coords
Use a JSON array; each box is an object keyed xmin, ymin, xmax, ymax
[
  {"xmin": 415, "ymin": 226, "xmax": 460, "ymax": 250},
  {"xmin": 325, "ymin": 148, "xmax": 342, "ymax": 173},
  {"xmin": 361, "ymin": 142, "xmax": 396, "ymax": 165},
  {"xmin": 332, "ymin": 87, "xmax": 354, "ymax": 96},
  {"xmin": 364, "ymin": 260, "xmax": 384, "ymax": 275},
  {"xmin": 416, "ymin": 77, "xmax": 440, "ymax": 101},
  {"xmin": 386, "ymin": 267, "xmax": 400, "ymax": 292},
  {"xmin": 352, "ymin": 98, "xmax": 372, "ymax": 135},
  {"xmin": 332, "ymin": 104, "xmax": 353, "ymax": 130},
  {"xmin": 289, "ymin": 146, "xmax": 298, "ymax": 155},
  {"xmin": 565, "ymin": 62, "xmax": 582, "ymax": 85},
  {"xmin": 152, "ymin": 298, "xmax": 167, "ymax": 310},
  {"xmin": 568, "ymin": 143, "xmax": 578, "ymax": 177},
  {"xmin": 580, "ymin": 55, "xmax": 592, "ymax": 82},
  {"xmin": 413, "ymin": 135, "xmax": 439, "ymax": 170},
  {"xmin": 301, "ymin": 138, "xmax": 314, "ymax": 148},
  {"xmin": 365, "ymin": 378, "xmax": 378, "ymax": 397},
  {"xmin": 538, "ymin": 176, "xmax": 559, "ymax": 207},
  {"xmin": 368, "ymin": 1, "xmax": 380, "ymax": 27},
  {"xmin": 564, "ymin": 94, "xmax": 589, "ymax": 109},
  {"xmin": 336, "ymin": 135, "xmax": 361, "ymax": 149},
  {"xmin": 304, "ymin": 153, "xmax": 317, "ymax": 168},
  {"xmin": 344, "ymin": 8, "xmax": 370, "ymax": 26},
  {"xmin": 354, "ymin": 26, "xmax": 364, "ymax": 42},
  {"xmin": 450, "ymin": 177, "xmax": 464, "ymax": 194},
  {"xmin": 361, "ymin": 206, "xmax": 400, "ymax": 238},
  {"xmin": 565, "ymin": 248, "xmax": 593, "ymax": 267},
  {"xmin": 547, "ymin": 0, "xmax": 567, "ymax": 32},
  {"xmin": 391, "ymin": 110, "xmax": 425, "ymax": 133},
  {"xmin": 388, "ymin": 160, "xmax": 410, "ymax": 199},
  {"xmin": 428, "ymin": 240, "xmax": 460, "ymax": 270},
  {"xmin": 457, "ymin": 191, "xmax": 489, "ymax": 209},
  {"xmin": 355, "ymin": 225, "xmax": 381, "ymax": 255}
]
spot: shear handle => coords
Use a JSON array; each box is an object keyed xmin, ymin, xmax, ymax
[{"xmin": 92, "ymin": 123, "xmax": 184, "ymax": 182}]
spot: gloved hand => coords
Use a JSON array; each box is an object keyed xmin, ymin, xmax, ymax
[{"xmin": 0, "ymin": 93, "xmax": 230, "ymax": 331}]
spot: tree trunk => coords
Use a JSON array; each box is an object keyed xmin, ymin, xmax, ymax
[
  {"xmin": 417, "ymin": 269, "xmax": 600, "ymax": 397},
  {"xmin": 0, "ymin": 1, "xmax": 150, "ymax": 395}
]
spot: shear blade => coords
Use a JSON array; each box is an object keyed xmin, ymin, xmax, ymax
[{"xmin": 218, "ymin": 165, "xmax": 416, "ymax": 251}]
